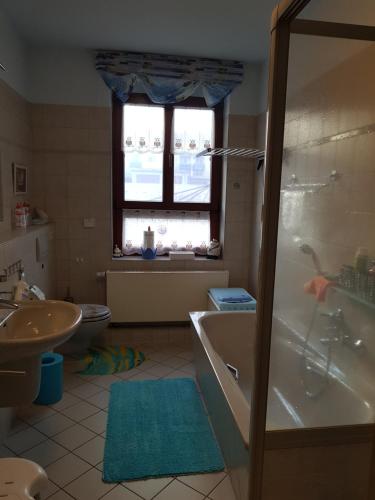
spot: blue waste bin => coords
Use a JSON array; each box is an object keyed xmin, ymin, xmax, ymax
[{"xmin": 34, "ymin": 352, "xmax": 64, "ymax": 405}]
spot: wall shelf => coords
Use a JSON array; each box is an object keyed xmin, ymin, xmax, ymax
[{"xmin": 332, "ymin": 286, "xmax": 375, "ymax": 312}]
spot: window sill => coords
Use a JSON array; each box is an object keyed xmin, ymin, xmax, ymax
[{"xmin": 112, "ymin": 255, "xmax": 221, "ymax": 262}]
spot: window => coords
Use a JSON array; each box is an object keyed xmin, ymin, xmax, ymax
[{"xmin": 112, "ymin": 94, "xmax": 223, "ymax": 255}]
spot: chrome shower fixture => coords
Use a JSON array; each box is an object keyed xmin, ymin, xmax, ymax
[{"xmin": 298, "ymin": 243, "xmax": 323, "ymax": 275}]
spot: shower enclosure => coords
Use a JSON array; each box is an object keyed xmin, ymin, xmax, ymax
[{"xmin": 250, "ymin": 1, "xmax": 375, "ymax": 499}]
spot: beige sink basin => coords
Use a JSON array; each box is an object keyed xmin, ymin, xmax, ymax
[{"xmin": 0, "ymin": 300, "xmax": 82, "ymax": 364}]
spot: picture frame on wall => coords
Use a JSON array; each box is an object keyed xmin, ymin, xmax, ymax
[{"xmin": 13, "ymin": 163, "xmax": 27, "ymax": 195}]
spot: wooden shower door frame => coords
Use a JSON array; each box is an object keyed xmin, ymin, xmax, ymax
[{"xmin": 249, "ymin": 1, "xmax": 375, "ymax": 499}]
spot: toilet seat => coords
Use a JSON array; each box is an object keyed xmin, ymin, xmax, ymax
[{"xmin": 79, "ymin": 304, "xmax": 111, "ymax": 323}]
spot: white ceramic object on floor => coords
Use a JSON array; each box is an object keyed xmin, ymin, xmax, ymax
[{"xmin": 0, "ymin": 457, "xmax": 48, "ymax": 500}]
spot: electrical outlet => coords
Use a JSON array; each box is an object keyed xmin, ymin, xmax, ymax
[{"xmin": 83, "ymin": 218, "xmax": 96, "ymax": 228}]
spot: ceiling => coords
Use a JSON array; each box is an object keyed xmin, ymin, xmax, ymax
[{"xmin": 1, "ymin": 0, "xmax": 277, "ymax": 62}]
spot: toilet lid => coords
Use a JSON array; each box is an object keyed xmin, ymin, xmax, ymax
[{"xmin": 80, "ymin": 304, "xmax": 111, "ymax": 320}]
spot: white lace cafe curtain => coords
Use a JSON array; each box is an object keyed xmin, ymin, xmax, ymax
[{"xmin": 122, "ymin": 209, "xmax": 210, "ymax": 255}]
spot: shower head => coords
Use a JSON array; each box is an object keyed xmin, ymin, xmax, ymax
[
  {"xmin": 299, "ymin": 243, "xmax": 314, "ymax": 255},
  {"xmin": 298, "ymin": 243, "xmax": 323, "ymax": 275}
]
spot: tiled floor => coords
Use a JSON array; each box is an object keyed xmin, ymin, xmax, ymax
[{"xmin": 1, "ymin": 345, "xmax": 236, "ymax": 500}]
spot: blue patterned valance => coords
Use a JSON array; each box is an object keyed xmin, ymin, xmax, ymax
[{"xmin": 95, "ymin": 50, "xmax": 244, "ymax": 107}]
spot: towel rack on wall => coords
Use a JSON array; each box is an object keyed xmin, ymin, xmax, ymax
[
  {"xmin": 197, "ymin": 147, "xmax": 265, "ymax": 159},
  {"xmin": 197, "ymin": 147, "xmax": 265, "ymax": 169}
]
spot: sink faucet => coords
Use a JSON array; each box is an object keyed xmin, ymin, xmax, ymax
[
  {"xmin": 0, "ymin": 298, "xmax": 19, "ymax": 310},
  {"xmin": 320, "ymin": 308, "xmax": 365, "ymax": 352},
  {"xmin": 0, "ymin": 299, "xmax": 19, "ymax": 328}
]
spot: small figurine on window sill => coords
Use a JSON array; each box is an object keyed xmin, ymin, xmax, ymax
[
  {"xmin": 206, "ymin": 239, "xmax": 221, "ymax": 259},
  {"xmin": 113, "ymin": 244, "xmax": 123, "ymax": 258}
]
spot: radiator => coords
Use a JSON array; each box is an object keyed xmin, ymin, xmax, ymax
[{"xmin": 106, "ymin": 270, "xmax": 229, "ymax": 323}]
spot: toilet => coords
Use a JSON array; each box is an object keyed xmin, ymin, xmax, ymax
[{"xmin": 60, "ymin": 303, "xmax": 111, "ymax": 353}]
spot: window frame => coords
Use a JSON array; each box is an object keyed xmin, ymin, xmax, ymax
[{"xmin": 112, "ymin": 93, "xmax": 223, "ymax": 250}]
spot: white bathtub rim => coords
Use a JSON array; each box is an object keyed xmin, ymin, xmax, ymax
[{"xmin": 190, "ymin": 311, "xmax": 251, "ymax": 447}]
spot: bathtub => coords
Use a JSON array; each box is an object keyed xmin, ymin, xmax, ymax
[{"xmin": 191, "ymin": 311, "xmax": 375, "ymax": 500}]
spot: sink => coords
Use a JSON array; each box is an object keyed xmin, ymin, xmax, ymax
[
  {"xmin": 0, "ymin": 301, "xmax": 82, "ymax": 407},
  {"xmin": 0, "ymin": 300, "xmax": 82, "ymax": 364}
]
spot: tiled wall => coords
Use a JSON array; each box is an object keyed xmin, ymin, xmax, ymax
[
  {"xmin": 0, "ymin": 79, "xmax": 33, "ymax": 232},
  {"xmin": 0, "ymin": 79, "xmax": 55, "ymax": 296},
  {"xmin": 30, "ymin": 104, "xmax": 258, "ymax": 303},
  {"xmin": 272, "ymin": 42, "xmax": 375, "ymax": 407}
]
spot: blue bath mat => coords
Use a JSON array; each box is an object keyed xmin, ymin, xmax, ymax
[{"xmin": 103, "ymin": 378, "xmax": 225, "ymax": 482}]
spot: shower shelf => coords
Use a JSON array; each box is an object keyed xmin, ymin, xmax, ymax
[
  {"xmin": 332, "ymin": 286, "xmax": 375, "ymax": 312},
  {"xmin": 196, "ymin": 147, "xmax": 265, "ymax": 160},
  {"xmin": 282, "ymin": 171, "xmax": 339, "ymax": 193}
]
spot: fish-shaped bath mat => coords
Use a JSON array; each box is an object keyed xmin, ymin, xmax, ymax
[{"xmin": 76, "ymin": 345, "xmax": 145, "ymax": 375}]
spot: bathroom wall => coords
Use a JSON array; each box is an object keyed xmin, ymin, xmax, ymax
[
  {"xmin": 0, "ymin": 77, "xmax": 55, "ymax": 294},
  {"xmin": 30, "ymin": 103, "xmax": 258, "ymax": 303},
  {"xmin": 272, "ymin": 39, "xmax": 375, "ymax": 410},
  {"xmin": 0, "ymin": 79, "xmax": 33, "ymax": 233},
  {"xmin": 0, "ymin": 6, "xmax": 266, "ymax": 304},
  {"xmin": 25, "ymin": 41, "xmax": 264, "ymax": 303},
  {"xmin": 0, "ymin": 10, "xmax": 28, "ymax": 98}
]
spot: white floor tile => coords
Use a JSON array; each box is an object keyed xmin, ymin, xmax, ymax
[
  {"xmin": 180, "ymin": 363, "xmax": 196, "ymax": 375},
  {"xmin": 45, "ymin": 453, "xmax": 92, "ymax": 487},
  {"xmin": 18, "ymin": 405, "xmax": 57, "ymax": 425},
  {"xmin": 53, "ymin": 424, "xmax": 96, "ymax": 451},
  {"xmin": 144, "ymin": 365, "xmax": 174, "ymax": 378},
  {"xmin": 163, "ymin": 370, "xmax": 195, "ymax": 380},
  {"xmin": 62, "ymin": 401, "xmax": 100, "ymax": 422},
  {"xmin": 208, "ymin": 476, "xmax": 236, "ymax": 500},
  {"xmin": 0, "ymin": 445, "xmax": 15, "ymax": 458},
  {"xmin": 117, "ymin": 368, "xmax": 143, "ymax": 380},
  {"xmin": 176, "ymin": 351, "xmax": 194, "ymax": 361},
  {"xmin": 92, "ymin": 374, "xmax": 121, "ymax": 389},
  {"xmin": 137, "ymin": 360, "xmax": 158, "ymax": 370},
  {"xmin": 22, "ymin": 439, "xmax": 68, "ymax": 467},
  {"xmin": 74, "ymin": 435, "xmax": 105, "ymax": 465},
  {"xmin": 77, "ymin": 374, "xmax": 99, "ymax": 382},
  {"xmin": 96, "ymin": 461, "xmax": 103, "ymax": 471},
  {"xmin": 153, "ymin": 479, "xmax": 204, "ymax": 500},
  {"xmin": 8, "ymin": 418, "xmax": 29, "ymax": 435},
  {"xmin": 103, "ymin": 485, "xmax": 143, "ymax": 499},
  {"xmin": 40, "ymin": 479, "xmax": 59, "ymax": 499},
  {"xmin": 124, "ymin": 477, "xmax": 174, "ymax": 500},
  {"xmin": 161, "ymin": 356, "xmax": 190, "ymax": 369},
  {"xmin": 48, "ymin": 490, "xmax": 74, "ymax": 500},
  {"xmin": 64, "ymin": 373, "xmax": 85, "ymax": 390},
  {"xmin": 86, "ymin": 390, "xmax": 110, "ymax": 409},
  {"xmin": 50, "ymin": 392, "xmax": 82, "ymax": 411},
  {"xmin": 69, "ymin": 382, "xmax": 103, "ymax": 399},
  {"xmin": 126, "ymin": 372, "xmax": 158, "ymax": 381},
  {"xmin": 148, "ymin": 351, "xmax": 172, "ymax": 362},
  {"xmin": 177, "ymin": 472, "xmax": 226, "ymax": 496},
  {"xmin": 34, "ymin": 413, "xmax": 75, "ymax": 437},
  {"xmin": 4, "ymin": 427, "xmax": 47, "ymax": 454},
  {"xmin": 64, "ymin": 467, "xmax": 115, "ymax": 500},
  {"xmin": 81, "ymin": 411, "xmax": 108, "ymax": 434}
]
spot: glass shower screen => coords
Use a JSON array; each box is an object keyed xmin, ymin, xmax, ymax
[{"xmin": 266, "ymin": 32, "xmax": 375, "ymax": 431}]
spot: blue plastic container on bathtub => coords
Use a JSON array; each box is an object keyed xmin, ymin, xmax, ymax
[{"xmin": 209, "ymin": 288, "xmax": 256, "ymax": 311}]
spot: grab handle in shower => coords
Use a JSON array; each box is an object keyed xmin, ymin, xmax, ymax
[{"xmin": 226, "ymin": 363, "xmax": 239, "ymax": 381}]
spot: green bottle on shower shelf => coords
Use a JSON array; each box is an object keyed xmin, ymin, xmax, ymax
[{"xmin": 354, "ymin": 247, "xmax": 369, "ymax": 274}]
